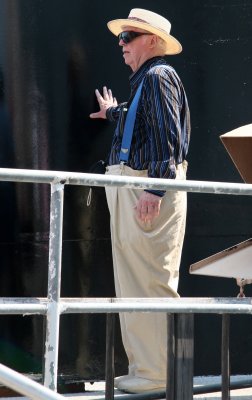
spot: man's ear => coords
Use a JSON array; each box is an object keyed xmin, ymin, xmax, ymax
[{"xmin": 149, "ymin": 34, "xmax": 158, "ymax": 48}]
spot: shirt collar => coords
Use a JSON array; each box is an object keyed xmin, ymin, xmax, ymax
[{"xmin": 129, "ymin": 56, "xmax": 167, "ymax": 90}]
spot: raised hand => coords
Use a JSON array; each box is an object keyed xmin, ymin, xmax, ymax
[{"xmin": 90, "ymin": 86, "xmax": 117, "ymax": 119}]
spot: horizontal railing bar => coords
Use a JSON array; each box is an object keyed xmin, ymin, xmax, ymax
[
  {"xmin": 0, "ymin": 168, "xmax": 252, "ymax": 196},
  {"xmin": 60, "ymin": 297, "xmax": 252, "ymax": 304},
  {"xmin": 0, "ymin": 363, "xmax": 64, "ymax": 400},
  {"xmin": 0, "ymin": 298, "xmax": 48, "ymax": 304},
  {"xmin": 60, "ymin": 297, "xmax": 252, "ymax": 314},
  {"xmin": 0, "ymin": 307, "xmax": 47, "ymax": 315},
  {"xmin": 60, "ymin": 302, "xmax": 252, "ymax": 314},
  {"xmin": 0, "ymin": 298, "xmax": 47, "ymax": 314},
  {"xmin": 0, "ymin": 298, "xmax": 252, "ymax": 315}
]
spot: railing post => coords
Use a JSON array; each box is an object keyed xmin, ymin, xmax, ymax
[
  {"xmin": 44, "ymin": 182, "xmax": 65, "ymax": 391},
  {"xmin": 221, "ymin": 314, "xmax": 230, "ymax": 400},
  {"xmin": 175, "ymin": 314, "xmax": 194, "ymax": 400},
  {"xmin": 167, "ymin": 313, "xmax": 175, "ymax": 400},
  {"xmin": 105, "ymin": 313, "xmax": 115, "ymax": 400}
]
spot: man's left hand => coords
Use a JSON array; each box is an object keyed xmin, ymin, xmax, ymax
[
  {"xmin": 90, "ymin": 86, "xmax": 117, "ymax": 119},
  {"xmin": 135, "ymin": 192, "xmax": 162, "ymax": 223}
]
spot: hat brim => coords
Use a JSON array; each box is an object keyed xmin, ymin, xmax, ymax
[{"xmin": 107, "ymin": 19, "xmax": 182, "ymax": 55}]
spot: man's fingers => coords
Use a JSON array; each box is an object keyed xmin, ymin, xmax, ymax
[
  {"xmin": 95, "ymin": 88, "xmax": 102, "ymax": 98},
  {"xmin": 91, "ymin": 87, "xmax": 116, "ymax": 119},
  {"xmin": 95, "ymin": 89, "xmax": 104, "ymax": 106},
  {"xmin": 135, "ymin": 193, "xmax": 162, "ymax": 223},
  {"xmin": 137, "ymin": 202, "xmax": 152, "ymax": 222},
  {"xmin": 90, "ymin": 110, "xmax": 106, "ymax": 119},
  {"xmin": 152, "ymin": 202, "xmax": 160, "ymax": 216},
  {"xmin": 108, "ymin": 88, "xmax": 113, "ymax": 100},
  {"xmin": 141, "ymin": 205, "xmax": 156, "ymax": 221},
  {"xmin": 139, "ymin": 207, "xmax": 147, "ymax": 220},
  {"xmin": 89, "ymin": 112, "xmax": 99, "ymax": 119},
  {"xmin": 95, "ymin": 87, "xmax": 116, "ymax": 107},
  {"xmin": 103, "ymin": 86, "xmax": 109, "ymax": 100}
]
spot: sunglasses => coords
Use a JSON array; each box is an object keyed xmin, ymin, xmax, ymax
[{"xmin": 118, "ymin": 31, "xmax": 152, "ymax": 44}]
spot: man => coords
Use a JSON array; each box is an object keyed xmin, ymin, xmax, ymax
[{"xmin": 90, "ymin": 8, "xmax": 190, "ymax": 394}]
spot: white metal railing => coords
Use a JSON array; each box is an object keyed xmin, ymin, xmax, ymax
[
  {"xmin": 0, "ymin": 363, "xmax": 64, "ymax": 400},
  {"xmin": 0, "ymin": 167, "xmax": 252, "ymax": 399}
]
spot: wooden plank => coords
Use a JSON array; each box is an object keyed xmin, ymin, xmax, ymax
[
  {"xmin": 167, "ymin": 314, "xmax": 175, "ymax": 400},
  {"xmin": 105, "ymin": 313, "xmax": 115, "ymax": 400},
  {"xmin": 190, "ymin": 238, "xmax": 252, "ymax": 279},
  {"xmin": 221, "ymin": 314, "xmax": 230, "ymax": 400},
  {"xmin": 220, "ymin": 124, "xmax": 252, "ymax": 183},
  {"xmin": 175, "ymin": 314, "xmax": 194, "ymax": 400}
]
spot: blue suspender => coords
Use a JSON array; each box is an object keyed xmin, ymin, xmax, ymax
[
  {"xmin": 119, "ymin": 80, "xmax": 144, "ymax": 163},
  {"xmin": 119, "ymin": 65, "xmax": 167, "ymax": 163}
]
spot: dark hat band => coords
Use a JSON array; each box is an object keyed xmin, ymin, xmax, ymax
[{"xmin": 128, "ymin": 17, "xmax": 148, "ymax": 23}]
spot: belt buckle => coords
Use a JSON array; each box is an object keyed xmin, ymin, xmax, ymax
[{"xmin": 120, "ymin": 161, "xmax": 126, "ymax": 171}]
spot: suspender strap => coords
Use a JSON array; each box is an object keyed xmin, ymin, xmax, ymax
[{"xmin": 119, "ymin": 80, "xmax": 144, "ymax": 162}]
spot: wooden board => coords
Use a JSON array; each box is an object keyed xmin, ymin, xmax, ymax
[
  {"xmin": 190, "ymin": 238, "xmax": 252, "ymax": 279},
  {"xmin": 220, "ymin": 123, "xmax": 252, "ymax": 183}
]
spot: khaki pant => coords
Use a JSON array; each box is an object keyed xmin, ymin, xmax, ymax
[{"xmin": 105, "ymin": 162, "xmax": 187, "ymax": 381}]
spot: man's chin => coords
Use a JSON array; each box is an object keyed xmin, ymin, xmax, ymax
[{"xmin": 123, "ymin": 56, "xmax": 131, "ymax": 67}]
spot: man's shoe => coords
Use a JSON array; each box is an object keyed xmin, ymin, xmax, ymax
[
  {"xmin": 114, "ymin": 375, "xmax": 132, "ymax": 388},
  {"xmin": 117, "ymin": 376, "xmax": 166, "ymax": 393}
]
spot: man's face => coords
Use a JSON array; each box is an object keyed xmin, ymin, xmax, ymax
[{"xmin": 119, "ymin": 26, "xmax": 154, "ymax": 72}]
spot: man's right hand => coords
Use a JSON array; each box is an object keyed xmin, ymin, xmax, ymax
[{"xmin": 90, "ymin": 86, "xmax": 117, "ymax": 119}]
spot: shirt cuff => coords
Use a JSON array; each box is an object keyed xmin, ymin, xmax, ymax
[
  {"xmin": 106, "ymin": 103, "xmax": 127, "ymax": 121},
  {"xmin": 144, "ymin": 189, "xmax": 166, "ymax": 197},
  {"xmin": 106, "ymin": 107, "xmax": 115, "ymax": 121}
]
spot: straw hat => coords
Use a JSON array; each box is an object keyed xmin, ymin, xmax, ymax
[{"xmin": 107, "ymin": 8, "xmax": 182, "ymax": 55}]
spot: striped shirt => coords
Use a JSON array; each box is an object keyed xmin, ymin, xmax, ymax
[{"xmin": 106, "ymin": 56, "xmax": 190, "ymax": 186}]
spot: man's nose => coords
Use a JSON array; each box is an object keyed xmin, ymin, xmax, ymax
[{"xmin": 119, "ymin": 39, "xmax": 126, "ymax": 46}]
